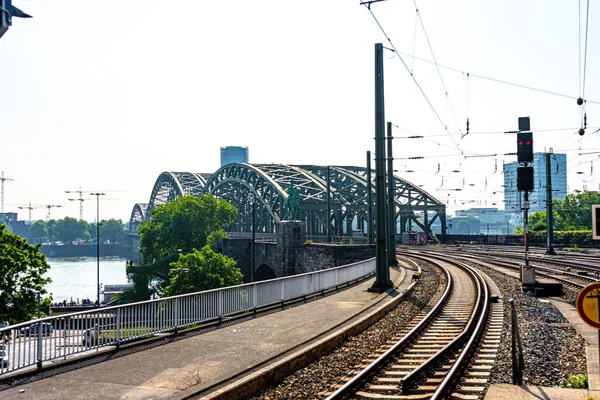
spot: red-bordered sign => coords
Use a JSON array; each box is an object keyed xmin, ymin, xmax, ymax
[{"xmin": 576, "ymin": 282, "xmax": 600, "ymax": 329}]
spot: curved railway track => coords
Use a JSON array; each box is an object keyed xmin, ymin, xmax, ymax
[
  {"xmin": 427, "ymin": 246, "xmax": 597, "ymax": 291},
  {"xmin": 324, "ymin": 254, "xmax": 495, "ymax": 400}
]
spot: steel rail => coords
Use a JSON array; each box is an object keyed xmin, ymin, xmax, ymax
[
  {"xmin": 324, "ymin": 258, "xmax": 453, "ymax": 400},
  {"xmin": 398, "ymin": 253, "xmax": 486, "ymax": 391},
  {"xmin": 432, "ymin": 261, "xmax": 490, "ymax": 399},
  {"xmin": 445, "ymin": 247, "xmax": 600, "ymax": 275},
  {"xmin": 426, "ymin": 250, "xmax": 590, "ymax": 290}
]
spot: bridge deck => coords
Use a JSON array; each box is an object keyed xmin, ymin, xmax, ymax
[{"xmin": 0, "ymin": 268, "xmax": 411, "ymax": 400}]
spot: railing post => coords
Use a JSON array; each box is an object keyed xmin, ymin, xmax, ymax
[
  {"xmin": 115, "ymin": 308, "xmax": 121, "ymax": 348},
  {"xmin": 509, "ymin": 298, "xmax": 524, "ymax": 385},
  {"xmin": 217, "ymin": 290, "xmax": 223, "ymax": 322},
  {"xmin": 174, "ymin": 297, "xmax": 179, "ymax": 334},
  {"xmin": 252, "ymin": 284, "xmax": 258, "ymax": 313},
  {"xmin": 280, "ymin": 280, "xmax": 285, "ymax": 308},
  {"xmin": 37, "ymin": 321, "xmax": 42, "ymax": 369}
]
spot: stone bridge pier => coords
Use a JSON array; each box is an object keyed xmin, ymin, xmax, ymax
[{"xmin": 222, "ymin": 221, "xmax": 375, "ymax": 282}]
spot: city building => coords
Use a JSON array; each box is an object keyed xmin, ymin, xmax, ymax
[
  {"xmin": 504, "ymin": 152, "xmax": 567, "ymax": 227},
  {"xmin": 220, "ymin": 146, "xmax": 249, "ymax": 167},
  {"xmin": 0, "ymin": 212, "xmax": 29, "ymax": 238},
  {"xmin": 453, "ymin": 208, "xmax": 507, "ymax": 234}
]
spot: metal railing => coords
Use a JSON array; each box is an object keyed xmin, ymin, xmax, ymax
[{"xmin": 0, "ymin": 258, "xmax": 375, "ymax": 376}]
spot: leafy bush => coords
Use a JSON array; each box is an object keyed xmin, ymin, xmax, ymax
[{"xmin": 563, "ymin": 374, "xmax": 588, "ymax": 389}]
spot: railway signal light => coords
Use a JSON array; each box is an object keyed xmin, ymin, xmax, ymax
[
  {"xmin": 517, "ymin": 132, "xmax": 533, "ymax": 163},
  {"xmin": 517, "ymin": 166, "xmax": 534, "ymax": 191}
]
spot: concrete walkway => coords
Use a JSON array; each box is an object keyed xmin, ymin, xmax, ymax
[{"xmin": 0, "ymin": 266, "xmax": 413, "ymax": 400}]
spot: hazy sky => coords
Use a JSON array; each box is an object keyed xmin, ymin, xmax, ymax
[{"xmin": 1, "ymin": 0, "xmax": 599, "ymax": 223}]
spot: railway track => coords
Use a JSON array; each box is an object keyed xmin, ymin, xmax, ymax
[
  {"xmin": 441, "ymin": 245, "xmax": 600, "ymax": 275},
  {"xmin": 425, "ymin": 251, "xmax": 598, "ymax": 292},
  {"xmin": 323, "ymin": 254, "xmax": 494, "ymax": 400}
]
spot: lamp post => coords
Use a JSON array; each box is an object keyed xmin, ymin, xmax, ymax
[
  {"xmin": 248, "ymin": 193, "xmax": 256, "ymax": 281},
  {"xmin": 90, "ymin": 192, "xmax": 105, "ymax": 307},
  {"xmin": 33, "ymin": 290, "xmax": 41, "ymax": 319}
]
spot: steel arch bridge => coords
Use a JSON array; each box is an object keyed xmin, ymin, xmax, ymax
[{"xmin": 128, "ymin": 163, "xmax": 447, "ymax": 242}]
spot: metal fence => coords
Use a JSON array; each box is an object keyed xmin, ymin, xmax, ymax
[{"xmin": 0, "ymin": 258, "xmax": 375, "ymax": 376}]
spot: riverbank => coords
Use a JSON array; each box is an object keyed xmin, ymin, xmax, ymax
[
  {"xmin": 44, "ymin": 257, "xmax": 130, "ymax": 303},
  {"xmin": 40, "ymin": 244, "xmax": 124, "ymax": 258}
]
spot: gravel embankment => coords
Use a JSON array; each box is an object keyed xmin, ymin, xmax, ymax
[
  {"xmin": 251, "ymin": 262, "xmax": 446, "ymax": 400},
  {"xmin": 467, "ymin": 263, "xmax": 587, "ymax": 387}
]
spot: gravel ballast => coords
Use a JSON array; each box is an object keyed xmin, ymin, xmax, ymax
[
  {"xmin": 468, "ymin": 263, "xmax": 588, "ymax": 388},
  {"xmin": 251, "ymin": 262, "xmax": 446, "ymax": 399}
]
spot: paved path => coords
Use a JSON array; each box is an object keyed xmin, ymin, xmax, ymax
[{"xmin": 0, "ymin": 267, "xmax": 411, "ymax": 400}]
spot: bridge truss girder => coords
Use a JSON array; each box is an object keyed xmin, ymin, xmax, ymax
[{"xmin": 129, "ymin": 164, "xmax": 446, "ymax": 242}]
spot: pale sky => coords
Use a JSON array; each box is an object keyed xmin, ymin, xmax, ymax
[{"xmin": 1, "ymin": 0, "xmax": 599, "ymax": 223}]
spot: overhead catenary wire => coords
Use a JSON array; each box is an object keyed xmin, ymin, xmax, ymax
[
  {"xmin": 582, "ymin": 0, "xmax": 591, "ymax": 100},
  {"xmin": 391, "ymin": 50, "xmax": 600, "ymax": 105},
  {"xmin": 413, "ymin": 0, "xmax": 463, "ymax": 135},
  {"xmin": 362, "ymin": 3, "xmax": 464, "ymax": 154},
  {"xmin": 361, "ymin": 1, "xmax": 597, "ymax": 212}
]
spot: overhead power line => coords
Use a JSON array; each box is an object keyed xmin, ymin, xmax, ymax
[
  {"xmin": 362, "ymin": 3, "xmax": 463, "ymax": 154},
  {"xmin": 392, "ymin": 50, "xmax": 600, "ymax": 105}
]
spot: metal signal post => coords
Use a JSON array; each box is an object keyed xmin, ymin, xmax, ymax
[{"xmin": 516, "ymin": 117, "xmax": 535, "ymax": 286}]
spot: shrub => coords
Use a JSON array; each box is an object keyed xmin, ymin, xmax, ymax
[{"xmin": 563, "ymin": 374, "xmax": 588, "ymax": 389}]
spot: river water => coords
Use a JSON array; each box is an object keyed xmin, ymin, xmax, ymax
[{"xmin": 44, "ymin": 257, "xmax": 130, "ymax": 303}]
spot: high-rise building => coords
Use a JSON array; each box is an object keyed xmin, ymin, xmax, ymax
[
  {"xmin": 220, "ymin": 146, "xmax": 249, "ymax": 167},
  {"xmin": 504, "ymin": 152, "xmax": 567, "ymax": 215}
]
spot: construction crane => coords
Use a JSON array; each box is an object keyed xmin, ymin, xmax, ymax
[
  {"xmin": 42, "ymin": 204, "xmax": 62, "ymax": 221},
  {"xmin": 18, "ymin": 203, "xmax": 40, "ymax": 223},
  {"xmin": 0, "ymin": 171, "xmax": 14, "ymax": 213},
  {"xmin": 66, "ymin": 188, "xmax": 121, "ymax": 220},
  {"xmin": 65, "ymin": 187, "xmax": 86, "ymax": 220}
]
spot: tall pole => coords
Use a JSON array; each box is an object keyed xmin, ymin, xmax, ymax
[
  {"xmin": 367, "ymin": 151, "xmax": 373, "ymax": 244},
  {"xmin": 327, "ymin": 166, "xmax": 331, "ymax": 243},
  {"xmin": 252, "ymin": 198, "xmax": 256, "ymax": 281},
  {"xmin": 386, "ymin": 122, "xmax": 398, "ymax": 265},
  {"xmin": 545, "ymin": 151, "xmax": 556, "ymax": 255},
  {"xmin": 370, "ymin": 43, "xmax": 392, "ymax": 292},
  {"xmin": 522, "ymin": 189, "xmax": 535, "ymax": 285},
  {"xmin": 91, "ymin": 192, "xmax": 105, "ymax": 307}
]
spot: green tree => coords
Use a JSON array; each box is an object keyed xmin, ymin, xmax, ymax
[
  {"xmin": 529, "ymin": 211, "xmax": 547, "ymax": 231},
  {"xmin": 0, "ymin": 225, "xmax": 52, "ymax": 323},
  {"xmin": 550, "ymin": 191, "xmax": 600, "ymax": 231},
  {"xmin": 163, "ymin": 246, "xmax": 242, "ymax": 296},
  {"xmin": 138, "ymin": 194, "xmax": 237, "ymax": 263},
  {"xmin": 46, "ymin": 219, "xmax": 57, "ymax": 244},
  {"xmin": 29, "ymin": 220, "xmax": 48, "ymax": 243},
  {"xmin": 55, "ymin": 217, "xmax": 89, "ymax": 243},
  {"xmin": 100, "ymin": 219, "xmax": 124, "ymax": 244}
]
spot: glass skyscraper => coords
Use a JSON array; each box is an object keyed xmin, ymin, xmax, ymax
[
  {"xmin": 220, "ymin": 146, "xmax": 249, "ymax": 167},
  {"xmin": 504, "ymin": 152, "xmax": 567, "ymax": 214}
]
